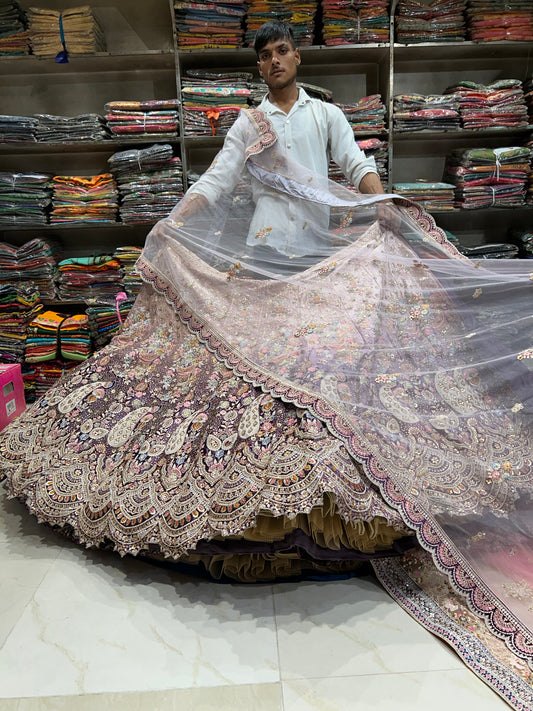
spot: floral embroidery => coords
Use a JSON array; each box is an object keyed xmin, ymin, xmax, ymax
[
  {"xmin": 318, "ymin": 261, "xmax": 337, "ymax": 276},
  {"xmin": 294, "ymin": 323, "xmax": 323, "ymax": 337},
  {"xmin": 517, "ymin": 348, "xmax": 533, "ymax": 360},
  {"xmin": 340, "ymin": 211, "xmax": 354, "ymax": 229},
  {"xmin": 226, "ymin": 262, "xmax": 242, "ymax": 281},
  {"xmin": 472, "ymin": 288, "xmax": 482, "ymax": 299},
  {"xmin": 409, "ymin": 304, "xmax": 430, "ymax": 320},
  {"xmin": 486, "ymin": 461, "xmax": 513, "ymax": 484},
  {"xmin": 254, "ymin": 226, "xmax": 272, "ymax": 241},
  {"xmin": 512, "ymin": 403, "xmax": 524, "ymax": 413},
  {"xmin": 375, "ymin": 373, "xmax": 400, "ymax": 383}
]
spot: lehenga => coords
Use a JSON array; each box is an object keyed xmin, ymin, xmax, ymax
[{"xmin": 0, "ymin": 108, "xmax": 532, "ymax": 707}]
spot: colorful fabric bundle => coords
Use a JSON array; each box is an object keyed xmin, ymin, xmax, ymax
[
  {"xmin": 25, "ymin": 309, "xmax": 92, "ymax": 363},
  {"xmin": 0, "ymin": 282, "xmax": 41, "ymax": 363},
  {"xmin": 466, "ymin": 0, "xmax": 533, "ymax": 41},
  {"xmin": 56, "ymin": 255, "xmax": 123, "ymax": 301},
  {"xmin": 34, "ymin": 113, "xmax": 109, "ymax": 142},
  {"xmin": 0, "ymin": 0, "xmax": 29, "ymax": 54},
  {"xmin": 28, "ymin": 5, "xmax": 105, "ymax": 56},
  {"xmin": 50, "ymin": 173, "xmax": 118, "ymax": 224},
  {"xmin": 525, "ymin": 137, "xmax": 533, "ymax": 204},
  {"xmin": 113, "ymin": 246, "xmax": 143, "ymax": 295},
  {"xmin": 523, "ymin": 76, "xmax": 533, "ymax": 125},
  {"xmin": 509, "ymin": 229, "xmax": 533, "ymax": 257},
  {"xmin": 0, "ymin": 238, "xmax": 59, "ymax": 299},
  {"xmin": 392, "ymin": 181, "xmax": 456, "ymax": 210},
  {"xmin": 329, "ymin": 137, "xmax": 389, "ymax": 188},
  {"xmin": 321, "ymin": 0, "xmax": 390, "ymax": 45},
  {"xmin": 182, "ymin": 70, "xmax": 251, "ymax": 136},
  {"xmin": 174, "ymin": 0, "xmax": 246, "ymax": 48},
  {"xmin": 0, "ymin": 171, "xmax": 52, "ymax": 226},
  {"xmin": 245, "ymin": 0, "xmax": 318, "ymax": 46},
  {"xmin": 86, "ymin": 299, "xmax": 134, "ymax": 348},
  {"xmin": 443, "ymin": 146, "xmax": 530, "ymax": 209},
  {"xmin": 444, "ymin": 79, "xmax": 528, "ymax": 130},
  {"xmin": 395, "ymin": 0, "xmax": 466, "ymax": 42},
  {"xmin": 0, "ymin": 114, "xmax": 37, "ymax": 142},
  {"xmin": 104, "ymin": 99, "xmax": 179, "ymax": 139},
  {"xmin": 108, "ymin": 144, "xmax": 184, "ymax": 223},
  {"xmin": 393, "ymin": 94, "xmax": 461, "ymax": 131},
  {"xmin": 22, "ymin": 359, "xmax": 77, "ymax": 402},
  {"xmin": 335, "ymin": 95, "xmax": 386, "ymax": 133}
]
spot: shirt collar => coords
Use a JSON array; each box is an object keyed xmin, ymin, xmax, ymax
[{"xmin": 259, "ymin": 87, "xmax": 312, "ymax": 115}]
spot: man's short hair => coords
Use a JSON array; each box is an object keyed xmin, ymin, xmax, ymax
[{"xmin": 254, "ymin": 20, "xmax": 296, "ymax": 55}]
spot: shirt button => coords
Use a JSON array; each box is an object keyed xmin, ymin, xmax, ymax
[{"xmin": 287, "ymin": 144, "xmax": 291, "ymax": 149}]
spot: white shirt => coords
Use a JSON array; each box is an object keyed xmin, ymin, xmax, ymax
[{"xmin": 189, "ymin": 89, "xmax": 378, "ymax": 256}]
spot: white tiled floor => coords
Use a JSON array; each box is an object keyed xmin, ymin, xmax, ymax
[{"xmin": 0, "ymin": 487, "xmax": 511, "ymax": 710}]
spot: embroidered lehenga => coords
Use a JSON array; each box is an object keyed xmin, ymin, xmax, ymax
[{"xmin": 1, "ymin": 109, "xmax": 532, "ymax": 707}]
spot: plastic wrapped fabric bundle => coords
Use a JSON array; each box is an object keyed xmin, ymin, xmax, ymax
[
  {"xmin": 392, "ymin": 181, "xmax": 456, "ymax": 210},
  {"xmin": 104, "ymin": 100, "xmax": 179, "ymax": 139},
  {"xmin": 0, "ymin": 171, "xmax": 52, "ymax": 225},
  {"xmin": 0, "ymin": 0, "xmax": 30, "ymax": 54},
  {"xmin": 466, "ymin": 0, "xmax": 533, "ymax": 41},
  {"xmin": 0, "ymin": 114, "xmax": 37, "ymax": 142},
  {"xmin": 444, "ymin": 79, "xmax": 528, "ymax": 130},
  {"xmin": 50, "ymin": 173, "xmax": 119, "ymax": 224},
  {"xmin": 174, "ymin": 0, "xmax": 246, "ymax": 48},
  {"xmin": 0, "ymin": 238, "xmax": 59, "ymax": 300},
  {"xmin": 335, "ymin": 94, "xmax": 387, "ymax": 132},
  {"xmin": 34, "ymin": 113, "xmax": 109, "ymax": 142},
  {"xmin": 395, "ymin": 0, "xmax": 467, "ymax": 42},
  {"xmin": 0, "ymin": 281, "xmax": 41, "ymax": 363},
  {"xmin": 28, "ymin": 5, "xmax": 105, "ymax": 56},
  {"xmin": 321, "ymin": 0, "xmax": 390, "ymax": 45},
  {"xmin": 393, "ymin": 94, "xmax": 461, "ymax": 132},
  {"xmin": 0, "ymin": 107, "xmax": 533, "ymax": 704}
]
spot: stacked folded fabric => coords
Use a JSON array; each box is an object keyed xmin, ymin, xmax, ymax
[
  {"xmin": 174, "ymin": 0, "xmax": 246, "ymax": 48},
  {"xmin": 25, "ymin": 310, "xmax": 92, "ymax": 363},
  {"xmin": 245, "ymin": 0, "xmax": 317, "ymax": 47},
  {"xmin": 458, "ymin": 243, "xmax": 520, "ymax": 258},
  {"xmin": 0, "ymin": 238, "xmax": 59, "ymax": 300},
  {"xmin": 335, "ymin": 95, "xmax": 387, "ymax": 132},
  {"xmin": 0, "ymin": 282, "xmax": 41, "ymax": 363},
  {"xmin": 329, "ymin": 137, "xmax": 389, "ymax": 187},
  {"xmin": 50, "ymin": 173, "xmax": 118, "ymax": 224},
  {"xmin": 113, "ymin": 246, "xmax": 143, "ymax": 295},
  {"xmin": 393, "ymin": 94, "xmax": 461, "ymax": 131},
  {"xmin": 34, "ymin": 113, "xmax": 109, "ymax": 142},
  {"xmin": 108, "ymin": 143, "xmax": 184, "ymax": 223},
  {"xmin": 321, "ymin": 0, "xmax": 390, "ymax": 45},
  {"xmin": 22, "ymin": 359, "xmax": 77, "ymax": 402},
  {"xmin": 86, "ymin": 299, "xmax": 134, "ymax": 349},
  {"xmin": 0, "ymin": 115, "xmax": 37, "ymax": 142},
  {"xmin": 509, "ymin": 229, "xmax": 533, "ymax": 257},
  {"xmin": 104, "ymin": 100, "xmax": 180, "ymax": 139},
  {"xmin": 56, "ymin": 255, "xmax": 123, "ymax": 301},
  {"xmin": 444, "ymin": 80, "xmax": 528, "ymax": 130},
  {"xmin": 28, "ymin": 5, "xmax": 105, "ymax": 56},
  {"xmin": 523, "ymin": 77, "xmax": 533, "ymax": 125},
  {"xmin": 182, "ymin": 70, "xmax": 251, "ymax": 136},
  {"xmin": 443, "ymin": 146, "xmax": 530, "ymax": 209},
  {"xmin": 395, "ymin": 0, "xmax": 466, "ymax": 42},
  {"xmin": 392, "ymin": 181, "xmax": 456, "ymax": 210},
  {"xmin": 525, "ymin": 138, "xmax": 533, "ymax": 204},
  {"xmin": 0, "ymin": 0, "xmax": 29, "ymax": 54},
  {"xmin": 0, "ymin": 171, "xmax": 52, "ymax": 225},
  {"xmin": 466, "ymin": 0, "xmax": 533, "ymax": 42}
]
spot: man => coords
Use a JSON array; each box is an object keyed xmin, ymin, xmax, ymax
[{"xmin": 176, "ymin": 20, "xmax": 387, "ymax": 257}]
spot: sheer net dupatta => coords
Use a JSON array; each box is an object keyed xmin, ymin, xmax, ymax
[{"xmin": 138, "ymin": 107, "xmax": 533, "ymax": 664}]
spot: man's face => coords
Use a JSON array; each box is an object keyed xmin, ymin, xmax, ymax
[{"xmin": 257, "ymin": 38, "xmax": 301, "ymax": 91}]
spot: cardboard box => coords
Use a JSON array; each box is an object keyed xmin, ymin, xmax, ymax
[{"xmin": 0, "ymin": 364, "xmax": 26, "ymax": 431}]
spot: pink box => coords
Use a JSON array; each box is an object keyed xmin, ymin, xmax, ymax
[{"xmin": 0, "ymin": 364, "xmax": 26, "ymax": 431}]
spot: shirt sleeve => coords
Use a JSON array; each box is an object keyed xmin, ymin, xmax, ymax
[
  {"xmin": 326, "ymin": 104, "xmax": 378, "ymax": 190},
  {"xmin": 186, "ymin": 111, "xmax": 247, "ymax": 205}
]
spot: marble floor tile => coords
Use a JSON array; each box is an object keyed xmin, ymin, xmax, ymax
[
  {"xmin": 282, "ymin": 669, "xmax": 511, "ymax": 710},
  {"xmin": 273, "ymin": 574, "xmax": 463, "ymax": 679},
  {"xmin": 0, "ymin": 682, "xmax": 283, "ymax": 711},
  {"xmin": 0, "ymin": 543, "xmax": 279, "ymax": 698}
]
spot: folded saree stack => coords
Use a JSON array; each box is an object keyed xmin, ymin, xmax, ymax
[
  {"xmin": 0, "ymin": 0, "xmax": 29, "ymax": 54},
  {"xmin": 329, "ymin": 137, "xmax": 389, "ymax": 187},
  {"xmin": 0, "ymin": 115, "xmax": 37, "ymax": 142},
  {"xmin": 392, "ymin": 181, "xmax": 456, "ymax": 210},
  {"xmin": 86, "ymin": 299, "xmax": 134, "ymax": 348},
  {"xmin": 466, "ymin": 0, "xmax": 533, "ymax": 41},
  {"xmin": 321, "ymin": 0, "xmax": 390, "ymax": 45},
  {"xmin": 104, "ymin": 100, "xmax": 179, "ymax": 139},
  {"xmin": 443, "ymin": 146, "xmax": 530, "ymax": 208},
  {"xmin": 22, "ymin": 359, "xmax": 77, "ymax": 402},
  {"xmin": 108, "ymin": 144, "xmax": 184, "ymax": 223},
  {"xmin": 335, "ymin": 94, "xmax": 386, "ymax": 133},
  {"xmin": 0, "ymin": 238, "xmax": 59, "ymax": 300},
  {"xmin": 395, "ymin": 0, "xmax": 466, "ymax": 43},
  {"xmin": 393, "ymin": 93, "xmax": 461, "ymax": 131},
  {"xmin": 174, "ymin": 0, "xmax": 246, "ymax": 48},
  {"xmin": 0, "ymin": 171, "xmax": 52, "ymax": 226},
  {"xmin": 28, "ymin": 5, "xmax": 105, "ymax": 56},
  {"xmin": 25, "ymin": 310, "xmax": 92, "ymax": 363},
  {"xmin": 523, "ymin": 76, "xmax": 533, "ymax": 125},
  {"xmin": 56, "ymin": 255, "xmax": 123, "ymax": 301},
  {"xmin": 245, "ymin": 0, "xmax": 317, "ymax": 46},
  {"xmin": 0, "ymin": 282, "xmax": 41, "ymax": 363},
  {"xmin": 182, "ymin": 70, "xmax": 251, "ymax": 136},
  {"xmin": 525, "ymin": 137, "xmax": 533, "ymax": 204},
  {"xmin": 34, "ymin": 113, "xmax": 109, "ymax": 142},
  {"xmin": 50, "ymin": 173, "xmax": 118, "ymax": 224},
  {"xmin": 113, "ymin": 246, "xmax": 143, "ymax": 296},
  {"xmin": 444, "ymin": 79, "xmax": 528, "ymax": 130}
]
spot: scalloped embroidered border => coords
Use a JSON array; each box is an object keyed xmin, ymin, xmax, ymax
[
  {"xmin": 372, "ymin": 557, "xmax": 533, "ymax": 711},
  {"xmin": 136, "ymin": 204, "xmax": 533, "ymax": 667}
]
